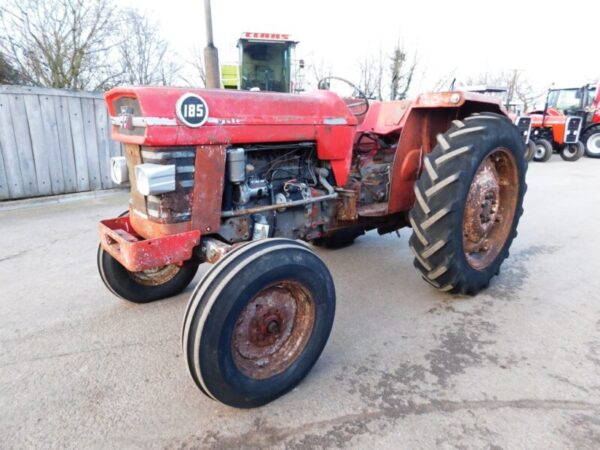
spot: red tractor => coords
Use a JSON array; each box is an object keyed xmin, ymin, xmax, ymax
[
  {"xmin": 540, "ymin": 82, "xmax": 600, "ymax": 158},
  {"xmin": 527, "ymin": 85, "xmax": 593, "ymax": 162},
  {"xmin": 99, "ymin": 79, "xmax": 527, "ymax": 408}
]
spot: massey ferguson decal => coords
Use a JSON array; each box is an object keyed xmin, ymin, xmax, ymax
[{"xmin": 175, "ymin": 93, "xmax": 209, "ymax": 128}]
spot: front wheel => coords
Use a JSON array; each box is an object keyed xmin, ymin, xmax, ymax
[
  {"xmin": 97, "ymin": 247, "xmax": 200, "ymax": 303},
  {"xmin": 525, "ymin": 140, "xmax": 536, "ymax": 162},
  {"xmin": 532, "ymin": 138, "xmax": 553, "ymax": 162},
  {"xmin": 559, "ymin": 142, "xmax": 584, "ymax": 162},
  {"xmin": 409, "ymin": 112, "xmax": 526, "ymax": 295},
  {"xmin": 182, "ymin": 238, "xmax": 335, "ymax": 408}
]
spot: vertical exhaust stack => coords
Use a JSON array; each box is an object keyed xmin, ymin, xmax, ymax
[{"xmin": 203, "ymin": 0, "xmax": 220, "ymax": 89}]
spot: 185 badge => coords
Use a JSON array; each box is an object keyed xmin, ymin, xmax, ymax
[{"xmin": 176, "ymin": 93, "xmax": 209, "ymax": 128}]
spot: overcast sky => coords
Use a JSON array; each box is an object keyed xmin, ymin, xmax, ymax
[{"xmin": 123, "ymin": 0, "xmax": 599, "ymax": 97}]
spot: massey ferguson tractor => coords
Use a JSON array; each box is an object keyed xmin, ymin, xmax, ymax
[
  {"xmin": 98, "ymin": 78, "xmax": 527, "ymax": 408},
  {"xmin": 527, "ymin": 86, "xmax": 588, "ymax": 162},
  {"xmin": 539, "ymin": 82, "xmax": 600, "ymax": 158}
]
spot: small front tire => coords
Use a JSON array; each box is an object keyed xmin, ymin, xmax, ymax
[
  {"xmin": 97, "ymin": 247, "xmax": 200, "ymax": 303},
  {"xmin": 532, "ymin": 139, "xmax": 553, "ymax": 162},
  {"xmin": 525, "ymin": 140, "xmax": 536, "ymax": 162},
  {"xmin": 182, "ymin": 238, "xmax": 336, "ymax": 408},
  {"xmin": 559, "ymin": 142, "xmax": 584, "ymax": 162}
]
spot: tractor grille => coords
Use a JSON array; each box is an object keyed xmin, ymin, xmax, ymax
[
  {"xmin": 564, "ymin": 116, "xmax": 582, "ymax": 144},
  {"xmin": 515, "ymin": 116, "xmax": 532, "ymax": 143},
  {"xmin": 126, "ymin": 145, "xmax": 196, "ymax": 223}
]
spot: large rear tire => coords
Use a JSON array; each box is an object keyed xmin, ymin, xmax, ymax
[
  {"xmin": 582, "ymin": 126, "xmax": 600, "ymax": 158},
  {"xmin": 532, "ymin": 138, "xmax": 553, "ymax": 162},
  {"xmin": 559, "ymin": 142, "xmax": 584, "ymax": 162},
  {"xmin": 408, "ymin": 113, "xmax": 527, "ymax": 295},
  {"xmin": 312, "ymin": 227, "xmax": 364, "ymax": 249},
  {"xmin": 182, "ymin": 238, "xmax": 335, "ymax": 408}
]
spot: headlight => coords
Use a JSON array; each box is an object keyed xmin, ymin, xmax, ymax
[
  {"xmin": 110, "ymin": 156, "xmax": 129, "ymax": 185},
  {"xmin": 135, "ymin": 163, "xmax": 176, "ymax": 196}
]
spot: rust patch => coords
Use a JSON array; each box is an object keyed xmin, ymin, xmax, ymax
[
  {"xmin": 191, "ymin": 145, "xmax": 227, "ymax": 234},
  {"xmin": 463, "ymin": 148, "xmax": 518, "ymax": 270},
  {"xmin": 232, "ymin": 281, "xmax": 315, "ymax": 380}
]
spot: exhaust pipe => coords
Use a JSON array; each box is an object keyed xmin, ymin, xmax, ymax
[{"xmin": 203, "ymin": 0, "xmax": 220, "ymax": 89}]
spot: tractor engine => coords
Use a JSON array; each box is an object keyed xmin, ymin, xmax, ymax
[{"xmin": 218, "ymin": 142, "xmax": 334, "ymax": 243}]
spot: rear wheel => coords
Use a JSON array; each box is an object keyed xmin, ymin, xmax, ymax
[
  {"xmin": 582, "ymin": 126, "xmax": 600, "ymax": 158},
  {"xmin": 559, "ymin": 142, "xmax": 584, "ymax": 161},
  {"xmin": 182, "ymin": 238, "xmax": 335, "ymax": 408},
  {"xmin": 312, "ymin": 227, "xmax": 364, "ymax": 249},
  {"xmin": 533, "ymin": 139, "xmax": 553, "ymax": 162},
  {"xmin": 409, "ymin": 113, "xmax": 526, "ymax": 295}
]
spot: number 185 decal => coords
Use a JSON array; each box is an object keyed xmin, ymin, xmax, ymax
[{"xmin": 176, "ymin": 93, "xmax": 209, "ymax": 128}]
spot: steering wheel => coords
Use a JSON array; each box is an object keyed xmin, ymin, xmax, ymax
[{"xmin": 318, "ymin": 76, "xmax": 370, "ymax": 116}]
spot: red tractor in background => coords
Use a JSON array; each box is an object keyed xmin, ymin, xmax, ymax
[
  {"xmin": 526, "ymin": 83, "xmax": 600, "ymax": 162},
  {"xmin": 539, "ymin": 82, "xmax": 600, "ymax": 158},
  {"xmin": 98, "ymin": 78, "xmax": 528, "ymax": 408}
]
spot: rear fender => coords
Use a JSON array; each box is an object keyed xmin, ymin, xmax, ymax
[{"xmin": 387, "ymin": 96, "xmax": 507, "ymax": 214}]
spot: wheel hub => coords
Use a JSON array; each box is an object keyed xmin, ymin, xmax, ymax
[
  {"xmin": 232, "ymin": 282, "xmax": 315, "ymax": 379},
  {"xmin": 535, "ymin": 144, "xmax": 546, "ymax": 158},
  {"xmin": 129, "ymin": 264, "xmax": 180, "ymax": 286},
  {"xmin": 463, "ymin": 149, "xmax": 519, "ymax": 270}
]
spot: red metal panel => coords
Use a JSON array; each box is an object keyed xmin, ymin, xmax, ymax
[
  {"xmin": 105, "ymin": 87, "xmax": 356, "ymax": 186},
  {"xmin": 191, "ymin": 145, "xmax": 227, "ymax": 233},
  {"xmin": 98, "ymin": 216, "xmax": 200, "ymax": 272}
]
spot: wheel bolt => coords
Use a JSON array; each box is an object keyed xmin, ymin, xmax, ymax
[{"xmin": 267, "ymin": 320, "xmax": 280, "ymax": 334}]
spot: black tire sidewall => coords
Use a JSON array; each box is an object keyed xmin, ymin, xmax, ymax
[
  {"xmin": 583, "ymin": 127, "xmax": 600, "ymax": 158},
  {"xmin": 195, "ymin": 246, "xmax": 335, "ymax": 408},
  {"xmin": 560, "ymin": 142, "xmax": 584, "ymax": 161},
  {"xmin": 444, "ymin": 119, "xmax": 526, "ymax": 288},
  {"xmin": 98, "ymin": 246, "xmax": 200, "ymax": 303},
  {"xmin": 409, "ymin": 114, "xmax": 527, "ymax": 295}
]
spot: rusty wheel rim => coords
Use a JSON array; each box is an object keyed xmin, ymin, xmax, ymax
[
  {"xmin": 463, "ymin": 148, "xmax": 519, "ymax": 270},
  {"xmin": 129, "ymin": 265, "xmax": 180, "ymax": 286},
  {"xmin": 232, "ymin": 281, "xmax": 316, "ymax": 380}
]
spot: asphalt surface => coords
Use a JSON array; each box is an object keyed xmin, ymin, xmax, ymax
[{"xmin": 1, "ymin": 157, "xmax": 600, "ymax": 449}]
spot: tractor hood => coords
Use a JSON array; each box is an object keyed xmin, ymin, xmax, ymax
[{"xmin": 105, "ymin": 87, "xmax": 358, "ymax": 147}]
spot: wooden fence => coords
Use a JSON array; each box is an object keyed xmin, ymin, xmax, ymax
[{"xmin": 0, "ymin": 85, "xmax": 122, "ymax": 201}]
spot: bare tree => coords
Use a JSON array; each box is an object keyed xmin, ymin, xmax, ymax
[
  {"xmin": 0, "ymin": 0, "xmax": 121, "ymax": 90},
  {"xmin": 357, "ymin": 48, "xmax": 385, "ymax": 100},
  {"xmin": 180, "ymin": 46, "xmax": 207, "ymax": 87},
  {"xmin": 0, "ymin": 51, "xmax": 21, "ymax": 84},
  {"xmin": 307, "ymin": 58, "xmax": 332, "ymax": 89},
  {"xmin": 118, "ymin": 9, "xmax": 180, "ymax": 86},
  {"xmin": 389, "ymin": 42, "xmax": 417, "ymax": 100},
  {"xmin": 462, "ymin": 70, "xmax": 543, "ymax": 111}
]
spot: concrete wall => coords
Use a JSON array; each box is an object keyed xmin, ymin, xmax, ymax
[{"xmin": 0, "ymin": 85, "xmax": 122, "ymax": 200}]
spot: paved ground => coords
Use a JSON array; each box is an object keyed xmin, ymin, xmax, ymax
[{"xmin": 1, "ymin": 157, "xmax": 599, "ymax": 449}]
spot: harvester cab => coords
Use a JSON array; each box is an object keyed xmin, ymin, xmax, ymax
[
  {"xmin": 544, "ymin": 83, "xmax": 600, "ymax": 158},
  {"xmin": 221, "ymin": 32, "xmax": 299, "ymax": 93},
  {"xmin": 99, "ymin": 81, "xmax": 528, "ymax": 408}
]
